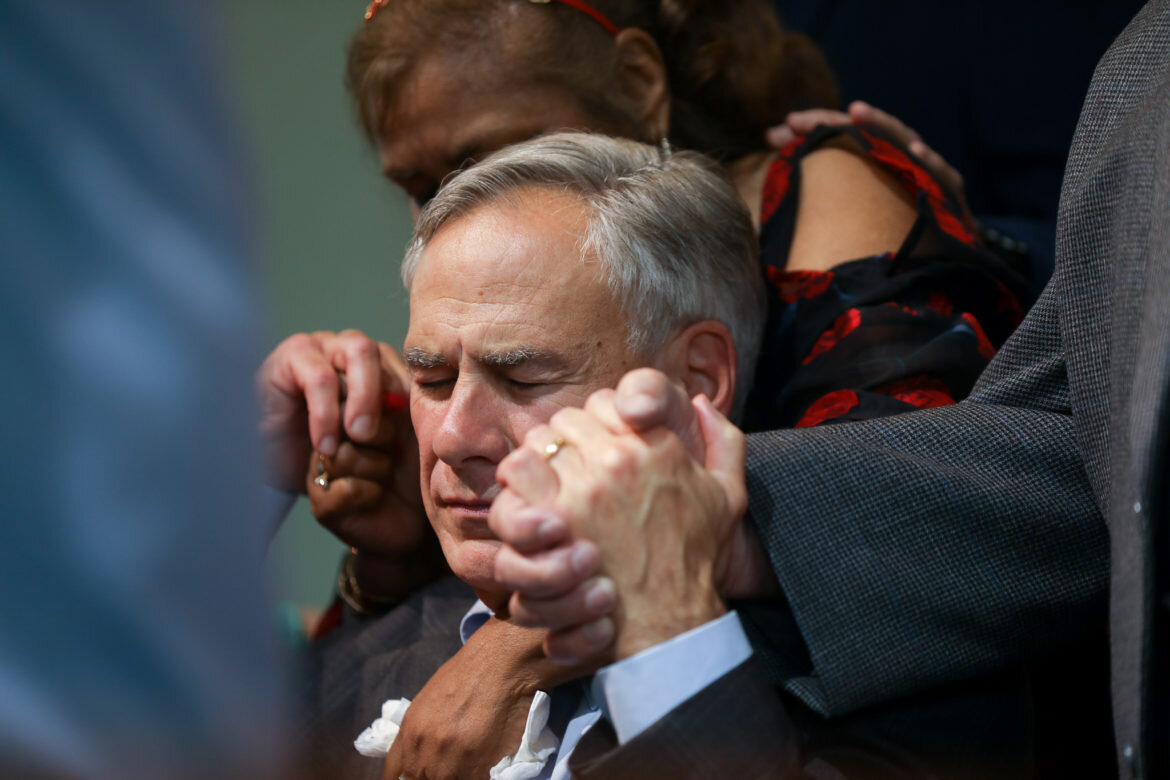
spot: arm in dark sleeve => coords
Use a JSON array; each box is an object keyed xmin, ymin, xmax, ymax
[{"xmin": 744, "ymin": 284, "xmax": 1107, "ymax": 715}]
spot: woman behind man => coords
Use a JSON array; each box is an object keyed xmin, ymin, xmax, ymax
[{"xmin": 258, "ymin": 1, "xmax": 1070, "ymax": 776}]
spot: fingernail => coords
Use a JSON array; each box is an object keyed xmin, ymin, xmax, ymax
[
  {"xmin": 351, "ymin": 415, "xmax": 375, "ymax": 439},
  {"xmin": 570, "ymin": 543, "xmax": 597, "ymax": 575},
  {"xmin": 319, "ymin": 435, "xmax": 338, "ymax": 456},
  {"xmin": 584, "ymin": 579, "xmax": 615, "ymax": 613},
  {"xmin": 583, "ymin": 617, "xmax": 614, "ymax": 646},
  {"xmin": 538, "ymin": 517, "xmax": 566, "ymax": 543}
]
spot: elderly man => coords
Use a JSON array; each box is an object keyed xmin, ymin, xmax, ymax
[
  {"xmin": 293, "ymin": 132, "xmax": 1031, "ymax": 779},
  {"xmin": 299, "ymin": 131, "xmax": 785, "ymax": 779}
]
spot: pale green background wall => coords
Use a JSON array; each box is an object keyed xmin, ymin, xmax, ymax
[{"xmin": 222, "ymin": 4, "xmax": 414, "ymax": 607}]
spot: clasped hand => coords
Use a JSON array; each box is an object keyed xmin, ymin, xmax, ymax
[{"xmin": 489, "ymin": 369, "xmax": 751, "ymax": 664}]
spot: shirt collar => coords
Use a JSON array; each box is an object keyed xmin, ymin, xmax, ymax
[{"xmin": 458, "ymin": 599, "xmax": 494, "ymax": 644}]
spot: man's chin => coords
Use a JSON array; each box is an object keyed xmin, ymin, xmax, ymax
[{"xmin": 450, "ymin": 538, "xmax": 507, "ymax": 598}]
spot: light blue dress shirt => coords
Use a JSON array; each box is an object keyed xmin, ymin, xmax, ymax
[{"xmin": 460, "ymin": 602, "xmax": 754, "ymax": 779}]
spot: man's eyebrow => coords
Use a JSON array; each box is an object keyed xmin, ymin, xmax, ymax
[
  {"xmin": 480, "ymin": 348, "xmax": 567, "ymax": 370},
  {"xmin": 404, "ymin": 347, "xmax": 447, "ymax": 369}
]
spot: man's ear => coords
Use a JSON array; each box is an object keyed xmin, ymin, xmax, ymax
[
  {"xmin": 660, "ymin": 320, "xmax": 737, "ymax": 417},
  {"xmin": 612, "ymin": 28, "xmax": 671, "ymax": 141}
]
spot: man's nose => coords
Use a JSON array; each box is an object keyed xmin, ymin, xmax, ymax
[{"xmin": 431, "ymin": 377, "xmax": 511, "ymax": 468}]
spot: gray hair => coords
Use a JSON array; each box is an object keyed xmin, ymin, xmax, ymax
[{"xmin": 402, "ymin": 131, "xmax": 766, "ymax": 417}]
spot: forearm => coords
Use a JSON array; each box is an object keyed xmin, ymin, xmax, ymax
[
  {"xmin": 745, "ymin": 399, "xmax": 1106, "ymax": 714},
  {"xmin": 469, "ymin": 616, "xmax": 602, "ymax": 691}
]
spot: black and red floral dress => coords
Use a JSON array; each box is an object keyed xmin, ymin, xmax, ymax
[{"xmin": 740, "ymin": 125, "xmax": 1031, "ymax": 433}]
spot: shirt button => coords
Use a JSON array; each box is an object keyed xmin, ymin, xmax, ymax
[
  {"xmin": 1123, "ymin": 744, "xmax": 1137, "ymax": 777},
  {"xmin": 1134, "ymin": 501, "xmax": 1142, "ymax": 513}
]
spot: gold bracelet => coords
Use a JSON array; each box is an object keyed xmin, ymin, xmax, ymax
[{"xmin": 337, "ymin": 550, "xmax": 402, "ymax": 616}]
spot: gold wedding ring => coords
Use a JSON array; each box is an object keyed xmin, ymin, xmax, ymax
[{"xmin": 543, "ymin": 437, "xmax": 567, "ymax": 461}]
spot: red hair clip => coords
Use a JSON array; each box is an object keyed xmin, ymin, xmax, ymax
[
  {"xmin": 364, "ymin": 0, "xmax": 388, "ymax": 21},
  {"xmin": 365, "ymin": 0, "xmax": 619, "ymax": 36}
]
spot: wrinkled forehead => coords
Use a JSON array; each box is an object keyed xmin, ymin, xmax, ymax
[
  {"xmin": 406, "ymin": 189, "xmax": 630, "ymax": 356},
  {"xmin": 411, "ymin": 185, "xmax": 594, "ymax": 285}
]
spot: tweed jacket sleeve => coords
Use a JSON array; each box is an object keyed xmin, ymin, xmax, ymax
[
  {"xmin": 1053, "ymin": 1, "xmax": 1170, "ymax": 772},
  {"xmin": 741, "ymin": 279, "xmax": 1106, "ymax": 716},
  {"xmin": 742, "ymin": 0, "xmax": 1170, "ymax": 723}
]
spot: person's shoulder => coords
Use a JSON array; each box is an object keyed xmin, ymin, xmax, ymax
[{"xmin": 787, "ymin": 140, "xmax": 917, "ymax": 273}]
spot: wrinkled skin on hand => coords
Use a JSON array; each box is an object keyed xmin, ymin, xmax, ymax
[
  {"xmin": 382, "ymin": 618, "xmax": 595, "ymax": 780},
  {"xmin": 260, "ymin": 328, "xmax": 440, "ymax": 598},
  {"xmin": 306, "ymin": 415, "xmax": 443, "ymax": 601},
  {"xmin": 489, "ymin": 370, "xmax": 778, "ymax": 664},
  {"xmin": 257, "ymin": 329, "xmax": 409, "ymax": 493},
  {"xmin": 493, "ymin": 374, "xmax": 750, "ymax": 662},
  {"xmin": 307, "ymin": 412, "xmax": 428, "ymax": 561}
]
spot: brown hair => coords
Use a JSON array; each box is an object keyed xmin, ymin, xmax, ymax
[{"xmin": 346, "ymin": 0, "xmax": 838, "ymax": 162}]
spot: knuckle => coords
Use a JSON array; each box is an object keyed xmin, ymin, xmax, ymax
[
  {"xmin": 584, "ymin": 478, "xmax": 609, "ymax": 506},
  {"xmin": 350, "ymin": 337, "xmax": 379, "ymax": 361},
  {"xmin": 600, "ymin": 442, "xmax": 637, "ymax": 474},
  {"xmin": 522, "ymin": 425, "xmax": 550, "ymax": 449},
  {"xmin": 546, "ymin": 633, "xmax": 578, "ymax": 661},
  {"xmin": 584, "ymin": 387, "xmax": 615, "ymax": 411},
  {"xmin": 510, "ymin": 604, "xmax": 537, "ymax": 627},
  {"xmin": 306, "ymin": 366, "xmax": 338, "ymax": 392},
  {"xmin": 493, "ymin": 548, "xmax": 519, "ymax": 581},
  {"xmin": 496, "ymin": 451, "xmax": 523, "ymax": 481},
  {"xmin": 283, "ymin": 332, "xmax": 314, "ymax": 353}
]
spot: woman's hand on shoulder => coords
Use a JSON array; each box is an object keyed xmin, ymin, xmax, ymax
[{"xmin": 767, "ymin": 100, "xmax": 967, "ymax": 213}]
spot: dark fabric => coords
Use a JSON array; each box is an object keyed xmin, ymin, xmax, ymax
[
  {"xmin": 743, "ymin": 125, "xmax": 1031, "ymax": 433},
  {"xmin": 303, "ymin": 581, "xmax": 1034, "ymax": 778},
  {"xmin": 570, "ymin": 654, "xmax": 1033, "ymax": 780},
  {"xmin": 570, "ymin": 658, "xmax": 801, "ymax": 780},
  {"xmin": 773, "ymin": 0, "xmax": 1147, "ymax": 290},
  {"xmin": 741, "ymin": 2, "xmax": 1170, "ymax": 777},
  {"xmin": 297, "ymin": 576, "xmax": 473, "ymax": 780}
]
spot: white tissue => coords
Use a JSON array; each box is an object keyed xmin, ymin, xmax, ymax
[
  {"xmin": 353, "ymin": 697, "xmax": 411, "ymax": 757},
  {"xmin": 489, "ymin": 690, "xmax": 560, "ymax": 780},
  {"xmin": 354, "ymin": 690, "xmax": 560, "ymax": 778}
]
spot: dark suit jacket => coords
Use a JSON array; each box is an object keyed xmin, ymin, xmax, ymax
[
  {"xmin": 722, "ymin": 2, "xmax": 1169, "ymax": 777},
  {"xmin": 303, "ymin": 580, "xmax": 1033, "ymax": 779},
  {"xmin": 298, "ymin": 576, "xmax": 472, "ymax": 780}
]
